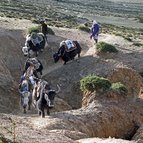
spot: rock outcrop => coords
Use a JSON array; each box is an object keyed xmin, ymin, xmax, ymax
[{"xmin": 108, "ymin": 67, "xmax": 143, "ymax": 97}]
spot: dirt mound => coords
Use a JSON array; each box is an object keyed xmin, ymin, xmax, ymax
[
  {"xmin": 108, "ymin": 67, "xmax": 143, "ymax": 97},
  {"xmin": 1, "ymin": 94, "xmax": 143, "ymax": 143}
]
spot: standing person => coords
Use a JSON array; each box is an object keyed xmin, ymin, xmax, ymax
[
  {"xmin": 40, "ymin": 20, "xmax": 48, "ymax": 41},
  {"xmin": 90, "ymin": 20, "xmax": 100, "ymax": 43}
]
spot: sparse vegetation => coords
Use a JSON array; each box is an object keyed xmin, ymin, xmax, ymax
[
  {"xmin": 96, "ymin": 42, "xmax": 118, "ymax": 53},
  {"xmin": 80, "ymin": 75, "xmax": 112, "ymax": 92},
  {"xmin": 0, "ymin": 134, "xmax": 13, "ymax": 143},
  {"xmin": 80, "ymin": 75, "xmax": 128, "ymax": 96},
  {"xmin": 78, "ymin": 24, "xmax": 90, "ymax": 33},
  {"xmin": 28, "ymin": 26, "xmax": 40, "ymax": 34},
  {"xmin": 27, "ymin": 26, "xmax": 55, "ymax": 35},
  {"xmin": 133, "ymin": 42, "xmax": 143, "ymax": 47},
  {"xmin": 137, "ymin": 16, "xmax": 143, "ymax": 23},
  {"xmin": 0, "ymin": 118, "xmax": 16, "ymax": 143},
  {"xmin": 123, "ymin": 36, "xmax": 132, "ymax": 42},
  {"xmin": 102, "ymin": 23, "xmax": 143, "ymax": 43},
  {"xmin": 111, "ymin": 82, "xmax": 128, "ymax": 95},
  {"xmin": 0, "ymin": 0, "xmax": 142, "ymax": 31}
]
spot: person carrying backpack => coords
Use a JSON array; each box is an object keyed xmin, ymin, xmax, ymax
[{"xmin": 90, "ymin": 20, "xmax": 100, "ymax": 43}]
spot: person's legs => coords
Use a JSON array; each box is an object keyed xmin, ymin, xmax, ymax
[
  {"xmin": 95, "ymin": 39, "xmax": 98, "ymax": 43},
  {"xmin": 94, "ymin": 34, "xmax": 98, "ymax": 44}
]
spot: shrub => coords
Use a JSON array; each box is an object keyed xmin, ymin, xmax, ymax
[
  {"xmin": 113, "ymin": 32, "xmax": 123, "ymax": 37},
  {"xmin": 111, "ymin": 82, "xmax": 128, "ymax": 95},
  {"xmin": 133, "ymin": 42, "xmax": 143, "ymax": 47},
  {"xmin": 28, "ymin": 26, "xmax": 40, "ymax": 34},
  {"xmin": 80, "ymin": 75, "xmax": 111, "ymax": 92},
  {"xmin": 123, "ymin": 36, "xmax": 132, "ymax": 42},
  {"xmin": 96, "ymin": 42, "xmax": 118, "ymax": 53},
  {"xmin": 31, "ymin": 18, "xmax": 39, "ymax": 24},
  {"xmin": 78, "ymin": 24, "xmax": 90, "ymax": 33}
]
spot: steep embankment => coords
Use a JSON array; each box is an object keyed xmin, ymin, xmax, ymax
[{"xmin": 1, "ymin": 91, "xmax": 143, "ymax": 143}]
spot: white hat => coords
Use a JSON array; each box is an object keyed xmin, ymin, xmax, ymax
[{"xmin": 93, "ymin": 20, "xmax": 97, "ymax": 25}]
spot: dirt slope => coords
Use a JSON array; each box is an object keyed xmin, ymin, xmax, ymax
[
  {"xmin": 1, "ymin": 17, "xmax": 143, "ymax": 111},
  {"xmin": 1, "ymin": 17, "xmax": 143, "ymax": 143}
]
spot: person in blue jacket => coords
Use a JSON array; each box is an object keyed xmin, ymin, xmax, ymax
[{"xmin": 90, "ymin": 20, "xmax": 100, "ymax": 43}]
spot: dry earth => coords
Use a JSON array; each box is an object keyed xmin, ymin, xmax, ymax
[{"xmin": 0, "ymin": 17, "xmax": 143, "ymax": 143}]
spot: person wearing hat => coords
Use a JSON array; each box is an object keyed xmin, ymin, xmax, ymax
[
  {"xmin": 40, "ymin": 20, "xmax": 48, "ymax": 41},
  {"xmin": 90, "ymin": 20, "xmax": 100, "ymax": 43}
]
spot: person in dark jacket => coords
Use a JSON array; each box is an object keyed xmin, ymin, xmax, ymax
[
  {"xmin": 40, "ymin": 20, "xmax": 48, "ymax": 41},
  {"xmin": 90, "ymin": 20, "xmax": 100, "ymax": 43}
]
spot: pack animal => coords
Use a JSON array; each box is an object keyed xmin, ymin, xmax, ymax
[
  {"xmin": 22, "ymin": 33, "xmax": 46, "ymax": 57},
  {"xmin": 19, "ymin": 79, "xmax": 32, "ymax": 113},
  {"xmin": 53, "ymin": 40, "xmax": 82, "ymax": 65},
  {"xmin": 33, "ymin": 80, "xmax": 60, "ymax": 117}
]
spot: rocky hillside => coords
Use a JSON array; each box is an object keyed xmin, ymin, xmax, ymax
[{"xmin": 1, "ymin": 17, "xmax": 143, "ymax": 143}]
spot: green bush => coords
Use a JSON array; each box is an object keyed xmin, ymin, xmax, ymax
[
  {"xmin": 96, "ymin": 42, "xmax": 118, "ymax": 53},
  {"xmin": 28, "ymin": 26, "xmax": 40, "ymax": 34},
  {"xmin": 78, "ymin": 24, "xmax": 90, "ymax": 33},
  {"xmin": 80, "ymin": 75, "xmax": 111, "ymax": 92},
  {"xmin": 111, "ymin": 82, "xmax": 128, "ymax": 95}
]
